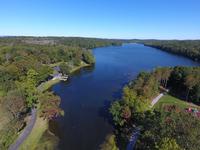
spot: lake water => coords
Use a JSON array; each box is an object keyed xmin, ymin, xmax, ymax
[{"xmin": 52, "ymin": 44, "xmax": 199, "ymax": 150}]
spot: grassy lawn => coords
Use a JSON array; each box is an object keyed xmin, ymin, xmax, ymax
[
  {"xmin": 154, "ymin": 94, "xmax": 199, "ymax": 111},
  {"xmin": 37, "ymin": 79, "xmax": 60, "ymax": 92}
]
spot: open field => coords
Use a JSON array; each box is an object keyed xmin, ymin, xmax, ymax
[{"xmin": 154, "ymin": 94, "xmax": 199, "ymax": 111}]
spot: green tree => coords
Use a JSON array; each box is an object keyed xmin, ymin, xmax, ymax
[
  {"xmin": 17, "ymin": 69, "xmax": 39, "ymax": 108},
  {"xmin": 36, "ymin": 65, "xmax": 53, "ymax": 83},
  {"xmin": 157, "ymin": 138, "xmax": 181, "ymax": 150},
  {"xmin": 185, "ymin": 74, "xmax": 197, "ymax": 101},
  {"xmin": 59, "ymin": 62, "xmax": 71, "ymax": 75},
  {"xmin": 0, "ymin": 68, "xmax": 15, "ymax": 92},
  {"xmin": 122, "ymin": 87, "xmax": 149, "ymax": 112},
  {"xmin": 100, "ymin": 134, "xmax": 119, "ymax": 150},
  {"xmin": 122, "ymin": 86, "xmax": 137, "ymax": 107},
  {"xmin": 109, "ymin": 101, "xmax": 125, "ymax": 126},
  {"xmin": 82, "ymin": 51, "xmax": 95, "ymax": 64}
]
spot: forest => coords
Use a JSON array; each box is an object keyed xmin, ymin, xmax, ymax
[
  {"xmin": 109, "ymin": 66, "xmax": 200, "ymax": 150},
  {"xmin": 0, "ymin": 37, "xmax": 122, "ymax": 149},
  {"xmin": 141, "ymin": 40, "xmax": 200, "ymax": 62}
]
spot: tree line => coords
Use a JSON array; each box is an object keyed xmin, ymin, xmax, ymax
[
  {"xmin": 141, "ymin": 40, "xmax": 200, "ymax": 62},
  {"xmin": 0, "ymin": 36, "xmax": 123, "ymax": 48}
]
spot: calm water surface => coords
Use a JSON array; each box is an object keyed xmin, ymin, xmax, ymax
[{"xmin": 52, "ymin": 44, "xmax": 199, "ymax": 150}]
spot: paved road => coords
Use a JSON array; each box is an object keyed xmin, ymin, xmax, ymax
[
  {"xmin": 9, "ymin": 108, "xmax": 37, "ymax": 150},
  {"xmin": 151, "ymin": 93, "xmax": 164, "ymax": 107},
  {"xmin": 126, "ymin": 93, "xmax": 164, "ymax": 150}
]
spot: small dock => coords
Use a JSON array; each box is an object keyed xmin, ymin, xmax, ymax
[
  {"xmin": 52, "ymin": 73, "xmax": 68, "ymax": 81},
  {"xmin": 60, "ymin": 75, "xmax": 68, "ymax": 81}
]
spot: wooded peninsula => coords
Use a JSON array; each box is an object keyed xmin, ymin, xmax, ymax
[
  {"xmin": 142, "ymin": 40, "xmax": 200, "ymax": 62},
  {"xmin": 107, "ymin": 66, "xmax": 200, "ymax": 150}
]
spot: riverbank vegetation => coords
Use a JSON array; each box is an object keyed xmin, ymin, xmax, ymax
[
  {"xmin": 100, "ymin": 134, "xmax": 119, "ymax": 150},
  {"xmin": 0, "ymin": 37, "xmax": 122, "ymax": 149},
  {"xmin": 109, "ymin": 66, "xmax": 200, "ymax": 150}
]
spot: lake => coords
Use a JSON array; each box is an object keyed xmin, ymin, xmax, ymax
[{"xmin": 52, "ymin": 43, "xmax": 199, "ymax": 150}]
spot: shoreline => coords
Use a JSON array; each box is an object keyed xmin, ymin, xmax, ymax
[
  {"xmin": 38, "ymin": 62, "xmax": 91, "ymax": 92},
  {"xmin": 18, "ymin": 62, "xmax": 92, "ymax": 149}
]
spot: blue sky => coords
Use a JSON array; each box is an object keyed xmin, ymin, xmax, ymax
[{"xmin": 0, "ymin": 0, "xmax": 200, "ymax": 39}]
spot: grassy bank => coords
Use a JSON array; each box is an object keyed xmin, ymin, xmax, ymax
[
  {"xmin": 69, "ymin": 62, "xmax": 91, "ymax": 73},
  {"xmin": 37, "ymin": 79, "xmax": 60, "ymax": 92},
  {"xmin": 18, "ymin": 62, "xmax": 91, "ymax": 149}
]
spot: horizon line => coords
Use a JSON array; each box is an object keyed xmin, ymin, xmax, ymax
[{"xmin": 0, "ymin": 35, "xmax": 200, "ymax": 41}]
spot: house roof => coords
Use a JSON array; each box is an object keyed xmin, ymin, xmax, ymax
[
  {"xmin": 53, "ymin": 73, "xmax": 62, "ymax": 77},
  {"xmin": 53, "ymin": 66, "xmax": 61, "ymax": 72}
]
